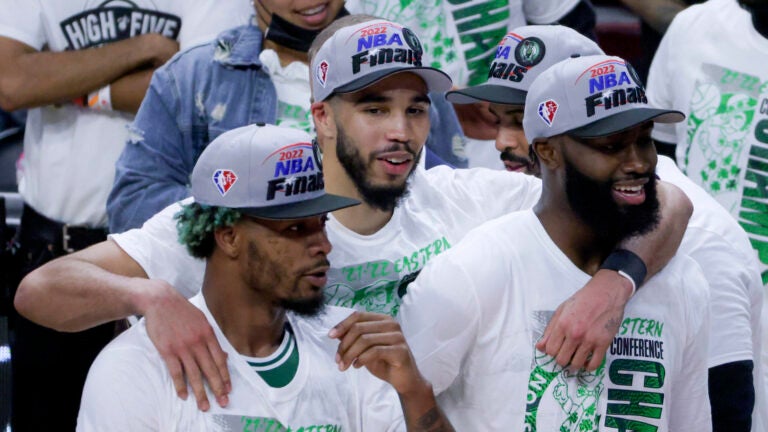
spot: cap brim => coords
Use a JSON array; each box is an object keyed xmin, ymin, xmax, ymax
[
  {"xmin": 568, "ymin": 108, "xmax": 685, "ymax": 139},
  {"xmin": 333, "ymin": 67, "xmax": 452, "ymax": 97},
  {"xmin": 446, "ymin": 84, "xmax": 527, "ymax": 105},
  {"xmin": 238, "ymin": 193, "xmax": 359, "ymax": 220}
]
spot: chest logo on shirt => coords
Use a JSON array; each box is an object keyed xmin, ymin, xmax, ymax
[
  {"xmin": 525, "ymin": 312, "xmax": 669, "ymax": 431},
  {"xmin": 60, "ymin": 1, "xmax": 182, "ymax": 50},
  {"xmin": 211, "ymin": 415, "xmax": 342, "ymax": 432},
  {"xmin": 212, "ymin": 169, "xmax": 238, "ymax": 196}
]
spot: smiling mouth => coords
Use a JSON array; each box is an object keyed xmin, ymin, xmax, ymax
[
  {"xmin": 614, "ymin": 184, "xmax": 644, "ymax": 194},
  {"xmin": 612, "ymin": 179, "xmax": 649, "ymax": 205},
  {"xmin": 380, "ymin": 156, "xmax": 412, "ymax": 165},
  {"xmin": 297, "ymin": 4, "xmax": 327, "ymax": 16}
]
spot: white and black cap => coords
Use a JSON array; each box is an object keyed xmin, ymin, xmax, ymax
[
  {"xmin": 523, "ymin": 55, "xmax": 685, "ymax": 142},
  {"xmin": 446, "ymin": 25, "xmax": 604, "ymax": 106},
  {"xmin": 191, "ymin": 124, "xmax": 359, "ymax": 219},
  {"xmin": 311, "ymin": 19, "xmax": 452, "ymax": 102}
]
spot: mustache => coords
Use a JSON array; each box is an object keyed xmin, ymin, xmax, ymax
[
  {"xmin": 299, "ymin": 258, "xmax": 331, "ymax": 275},
  {"xmin": 373, "ymin": 142, "xmax": 418, "ymax": 158},
  {"xmin": 499, "ymin": 150, "xmax": 531, "ymax": 166}
]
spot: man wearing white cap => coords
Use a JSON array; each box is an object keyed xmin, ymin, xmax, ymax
[
  {"xmin": 16, "ymin": 15, "xmax": 689, "ymax": 414},
  {"xmin": 394, "ymin": 54, "xmax": 712, "ymax": 431},
  {"xmin": 77, "ymin": 123, "xmax": 454, "ymax": 431},
  {"xmin": 452, "ymin": 25, "xmax": 766, "ymax": 430},
  {"xmin": 447, "ymin": 25, "xmax": 604, "ymax": 175}
]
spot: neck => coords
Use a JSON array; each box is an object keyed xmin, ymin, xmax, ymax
[
  {"xmin": 533, "ymin": 189, "xmax": 615, "ymax": 276},
  {"xmin": 323, "ymin": 157, "xmax": 396, "ymax": 235},
  {"xmin": 202, "ymin": 256, "xmax": 286, "ymax": 358},
  {"xmin": 263, "ymin": 39, "xmax": 309, "ymax": 67}
]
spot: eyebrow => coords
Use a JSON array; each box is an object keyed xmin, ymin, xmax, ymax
[{"xmin": 353, "ymin": 93, "xmax": 431, "ymax": 105}]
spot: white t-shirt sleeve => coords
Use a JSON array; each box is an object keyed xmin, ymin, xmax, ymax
[
  {"xmin": 398, "ymin": 242, "xmax": 483, "ymax": 395},
  {"xmin": 428, "ymin": 166, "xmax": 542, "ymax": 221},
  {"xmin": 0, "ymin": 0, "xmax": 45, "ymax": 49},
  {"xmin": 177, "ymin": 0, "xmax": 252, "ymax": 49},
  {"xmin": 682, "ymin": 228, "xmax": 759, "ymax": 367},
  {"xmin": 523, "ymin": 0, "xmax": 580, "ymax": 24},
  {"xmin": 668, "ymin": 258, "xmax": 712, "ymax": 430},
  {"xmin": 647, "ymin": 13, "xmax": 681, "ymax": 145},
  {"xmin": 77, "ymin": 337, "xmax": 166, "ymax": 431},
  {"xmin": 109, "ymin": 198, "xmax": 204, "ymax": 299}
]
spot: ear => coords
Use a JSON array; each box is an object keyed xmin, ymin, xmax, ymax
[
  {"xmin": 532, "ymin": 137, "xmax": 561, "ymax": 170},
  {"xmin": 311, "ymin": 101, "xmax": 336, "ymax": 152},
  {"xmin": 214, "ymin": 224, "xmax": 240, "ymax": 259}
]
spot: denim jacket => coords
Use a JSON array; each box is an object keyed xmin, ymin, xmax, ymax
[
  {"xmin": 107, "ymin": 24, "xmax": 466, "ymax": 233},
  {"xmin": 107, "ymin": 25, "xmax": 277, "ymax": 233}
]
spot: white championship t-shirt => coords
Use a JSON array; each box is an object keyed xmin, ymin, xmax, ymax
[
  {"xmin": 400, "ymin": 209, "xmax": 712, "ymax": 431},
  {"xmin": 78, "ymin": 296, "xmax": 404, "ymax": 431},
  {"xmin": 647, "ymin": 0, "xmax": 768, "ymax": 280},
  {"xmin": 258, "ymin": 49, "xmax": 314, "ymax": 134},
  {"xmin": 657, "ymin": 155, "xmax": 766, "ymax": 430},
  {"xmin": 0, "ymin": 0, "xmax": 252, "ymax": 226},
  {"xmin": 646, "ymin": 1, "xmax": 768, "ymax": 418},
  {"xmin": 111, "ymin": 166, "xmax": 541, "ymax": 312}
]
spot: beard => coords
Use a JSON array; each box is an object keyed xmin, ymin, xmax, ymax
[
  {"xmin": 279, "ymin": 295, "xmax": 326, "ymax": 317},
  {"xmin": 564, "ymin": 156, "xmax": 660, "ymax": 244},
  {"xmin": 335, "ymin": 122, "xmax": 420, "ymax": 212},
  {"xmin": 247, "ymin": 241, "xmax": 328, "ymax": 318}
]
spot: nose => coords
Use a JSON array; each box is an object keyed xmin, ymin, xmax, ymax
[
  {"xmin": 622, "ymin": 142, "xmax": 654, "ymax": 175},
  {"xmin": 308, "ymin": 228, "xmax": 333, "ymax": 256},
  {"xmin": 385, "ymin": 111, "xmax": 410, "ymax": 143},
  {"xmin": 495, "ymin": 126, "xmax": 525, "ymax": 153}
]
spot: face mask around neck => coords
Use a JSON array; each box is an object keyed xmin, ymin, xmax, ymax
[{"xmin": 260, "ymin": 4, "xmax": 349, "ymax": 53}]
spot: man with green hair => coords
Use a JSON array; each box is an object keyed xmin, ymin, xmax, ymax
[{"xmin": 77, "ymin": 123, "xmax": 454, "ymax": 431}]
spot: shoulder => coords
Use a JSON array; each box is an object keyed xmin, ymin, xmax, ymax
[
  {"xmin": 647, "ymin": 254, "xmax": 710, "ymax": 315},
  {"xmin": 667, "ymin": 0, "xmax": 723, "ymax": 35},
  {"xmin": 407, "ymin": 210, "xmax": 534, "ymax": 301},
  {"xmin": 111, "ymin": 199, "xmax": 187, "ymax": 247},
  {"xmin": 657, "ymin": 157, "xmax": 756, "ymax": 257},
  {"xmin": 88, "ymin": 321, "xmax": 165, "ymax": 384},
  {"xmin": 417, "ymin": 166, "xmax": 541, "ymax": 202},
  {"xmin": 159, "ymin": 24, "xmax": 260, "ymax": 73}
]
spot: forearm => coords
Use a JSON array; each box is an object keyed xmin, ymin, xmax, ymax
[
  {"xmin": 709, "ymin": 360, "xmax": 755, "ymax": 431},
  {"xmin": 110, "ymin": 69, "xmax": 155, "ymax": 114},
  {"xmin": 399, "ymin": 383, "xmax": 454, "ymax": 432},
  {"xmin": 0, "ymin": 34, "xmax": 169, "ymax": 111},
  {"xmin": 13, "ymin": 240, "xmax": 151, "ymax": 331},
  {"xmin": 620, "ymin": 0, "xmax": 687, "ymax": 33},
  {"xmin": 618, "ymin": 180, "xmax": 691, "ymax": 281}
]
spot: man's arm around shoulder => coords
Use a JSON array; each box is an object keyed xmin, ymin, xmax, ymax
[{"xmin": 14, "ymin": 236, "xmax": 232, "ymax": 412}]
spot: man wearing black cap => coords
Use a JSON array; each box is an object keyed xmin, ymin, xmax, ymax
[
  {"xmin": 397, "ymin": 54, "xmax": 711, "ymax": 431},
  {"xmin": 78, "ymin": 123, "xmax": 453, "ymax": 431}
]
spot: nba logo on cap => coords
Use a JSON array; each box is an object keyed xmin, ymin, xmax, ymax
[
  {"xmin": 316, "ymin": 60, "xmax": 330, "ymax": 88},
  {"xmin": 538, "ymin": 99, "xmax": 558, "ymax": 127},
  {"xmin": 212, "ymin": 169, "xmax": 237, "ymax": 196}
]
